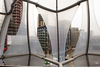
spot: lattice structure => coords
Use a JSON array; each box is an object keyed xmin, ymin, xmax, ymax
[{"xmin": 0, "ymin": 0, "xmax": 100, "ymax": 67}]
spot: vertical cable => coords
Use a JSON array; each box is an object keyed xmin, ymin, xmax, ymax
[
  {"xmin": 56, "ymin": 0, "xmax": 60, "ymax": 62},
  {"xmin": 86, "ymin": 0, "xmax": 90, "ymax": 55},
  {"xmin": 27, "ymin": 3, "xmax": 31, "ymax": 66}
]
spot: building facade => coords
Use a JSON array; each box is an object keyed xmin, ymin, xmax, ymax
[
  {"xmin": 71, "ymin": 28, "xmax": 80, "ymax": 47},
  {"xmin": 37, "ymin": 14, "xmax": 52, "ymax": 54},
  {"xmin": 4, "ymin": 0, "xmax": 23, "ymax": 52},
  {"xmin": 37, "ymin": 14, "xmax": 72, "ymax": 54}
]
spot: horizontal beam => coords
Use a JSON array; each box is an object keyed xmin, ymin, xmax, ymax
[
  {"xmin": 61, "ymin": 53, "xmax": 85, "ymax": 65},
  {"xmin": 88, "ymin": 53, "xmax": 100, "ymax": 56},
  {"xmin": 0, "ymin": 0, "xmax": 87, "ymax": 15},
  {"xmin": 58, "ymin": 0, "xmax": 87, "ymax": 12},
  {"xmin": 31, "ymin": 53, "xmax": 59, "ymax": 65},
  {"xmin": 22, "ymin": 0, "xmax": 87, "ymax": 13},
  {"xmin": 4, "ymin": 53, "xmax": 29, "ymax": 58},
  {"xmin": 22, "ymin": 0, "xmax": 56, "ymax": 12}
]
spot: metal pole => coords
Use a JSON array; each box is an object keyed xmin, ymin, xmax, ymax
[
  {"xmin": 27, "ymin": 3, "xmax": 31, "ymax": 66},
  {"xmin": 56, "ymin": 0, "xmax": 60, "ymax": 62},
  {"xmin": 86, "ymin": 0, "xmax": 90, "ymax": 55},
  {"xmin": 86, "ymin": 55, "xmax": 90, "ymax": 66}
]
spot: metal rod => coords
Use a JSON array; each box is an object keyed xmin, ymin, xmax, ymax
[
  {"xmin": 27, "ymin": 2, "xmax": 31, "ymax": 66},
  {"xmin": 0, "ymin": 0, "xmax": 87, "ymax": 15},
  {"xmin": 86, "ymin": 55, "xmax": 90, "ymax": 66},
  {"xmin": 31, "ymin": 53, "xmax": 59, "ymax": 65},
  {"xmin": 4, "ymin": 53, "xmax": 29, "ymax": 58},
  {"xmin": 31, "ymin": 53, "xmax": 44, "ymax": 58},
  {"xmin": 22, "ymin": 0, "xmax": 56, "ymax": 13},
  {"xmin": 86, "ymin": 0, "xmax": 90, "ymax": 55},
  {"xmin": 22, "ymin": 0, "xmax": 86, "ymax": 13},
  {"xmin": 62, "ymin": 53, "xmax": 85, "ymax": 65},
  {"xmin": 88, "ymin": 53, "xmax": 100, "ymax": 56},
  {"xmin": 58, "ymin": 0, "xmax": 87, "ymax": 12},
  {"xmin": 42, "ymin": 57, "xmax": 59, "ymax": 65},
  {"xmin": 56, "ymin": 0, "xmax": 60, "ymax": 62}
]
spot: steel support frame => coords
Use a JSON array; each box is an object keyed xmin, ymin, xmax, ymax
[
  {"xmin": 0, "ymin": 53, "xmax": 100, "ymax": 67},
  {"xmin": 27, "ymin": 2, "xmax": 31, "ymax": 66},
  {"xmin": 86, "ymin": 0, "xmax": 90, "ymax": 55},
  {"xmin": 0, "ymin": 0, "xmax": 87, "ymax": 15},
  {"xmin": 0, "ymin": 0, "xmax": 92, "ymax": 67}
]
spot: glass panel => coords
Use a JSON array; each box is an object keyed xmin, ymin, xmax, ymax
[
  {"xmin": 37, "ymin": 7, "xmax": 58, "ymax": 61},
  {"xmin": 65, "ymin": 62, "xmax": 75, "ymax": 67},
  {"xmin": 88, "ymin": 55, "xmax": 100, "ymax": 66},
  {"xmin": 88, "ymin": 0, "xmax": 100, "ymax": 54},
  {"xmin": 0, "ymin": 15, "xmax": 12, "ymax": 56},
  {"xmin": 73, "ymin": 2, "xmax": 88, "ymax": 56},
  {"xmin": 30, "ymin": 56, "xmax": 45, "ymax": 66},
  {"xmin": 4, "ymin": 55, "xmax": 29, "ymax": 66},
  {"xmin": 4, "ymin": 2, "xmax": 29, "ymax": 55},
  {"xmin": 38, "ymin": 0, "xmax": 56, "ymax": 10},
  {"xmin": 93, "ymin": 0, "xmax": 100, "ymax": 28},
  {"xmin": 0, "ymin": 0, "xmax": 5, "ymax": 13},
  {"xmin": 29, "ymin": 3, "xmax": 45, "ymax": 56},
  {"xmin": 58, "ymin": 6, "xmax": 78, "ymax": 62},
  {"xmin": 0, "ymin": 15, "xmax": 5, "ymax": 32},
  {"xmin": 0, "ymin": 60, "xmax": 4, "ymax": 65},
  {"xmin": 73, "ymin": 55, "xmax": 88, "ymax": 66},
  {"xmin": 58, "ymin": 0, "xmax": 78, "ymax": 10},
  {"xmin": 5, "ymin": 0, "xmax": 13, "ymax": 12}
]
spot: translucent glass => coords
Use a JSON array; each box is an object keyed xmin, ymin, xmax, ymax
[
  {"xmin": 4, "ymin": 2, "xmax": 29, "ymax": 55},
  {"xmin": 88, "ymin": 0, "xmax": 100, "ymax": 54},
  {"xmin": 0, "ymin": 15, "xmax": 5, "ymax": 32},
  {"xmin": 74, "ymin": 55, "xmax": 88, "ymax": 66},
  {"xmin": 0, "ymin": 0, "xmax": 5, "ymax": 13},
  {"xmin": 88, "ymin": 55, "xmax": 100, "ymax": 66},
  {"xmin": 65, "ymin": 62, "xmax": 75, "ymax": 67},
  {"xmin": 4, "ymin": 55, "xmax": 29, "ymax": 66},
  {"xmin": 0, "ymin": 15, "xmax": 11, "ymax": 56},
  {"xmin": 58, "ymin": 6, "xmax": 78, "ymax": 62},
  {"xmin": 58, "ymin": 0, "xmax": 78, "ymax": 10},
  {"xmin": 29, "ymin": 4, "xmax": 44, "ymax": 56},
  {"xmin": 0, "ymin": 60, "xmax": 4, "ymax": 66},
  {"xmin": 73, "ymin": 2, "xmax": 88, "ymax": 56},
  {"xmin": 30, "ymin": 56, "xmax": 45, "ymax": 66},
  {"xmin": 0, "ymin": 0, "xmax": 12, "ymax": 56},
  {"xmin": 37, "ymin": 8, "xmax": 58, "ymax": 61},
  {"xmin": 93, "ymin": 0, "xmax": 100, "ymax": 28},
  {"xmin": 38, "ymin": 0, "xmax": 56, "ymax": 10},
  {"xmin": 5, "ymin": 0, "xmax": 13, "ymax": 12}
]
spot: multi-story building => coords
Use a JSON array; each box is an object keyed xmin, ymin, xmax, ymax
[
  {"xmin": 66, "ymin": 27, "xmax": 71, "ymax": 46},
  {"xmin": 4, "ymin": 0, "xmax": 23, "ymax": 52},
  {"xmin": 8, "ymin": 0, "xmax": 23, "ymax": 35},
  {"xmin": 37, "ymin": 14, "xmax": 72, "ymax": 54},
  {"xmin": 71, "ymin": 28, "xmax": 80, "ymax": 47},
  {"xmin": 37, "ymin": 14, "xmax": 52, "ymax": 54}
]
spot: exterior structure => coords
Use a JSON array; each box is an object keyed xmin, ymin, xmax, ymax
[
  {"xmin": 37, "ymin": 14, "xmax": 71, "ymax": 54},
  {"xmin": 37, "ymin": 14, "xmax": 52, "ymax": 54},
  {"xmin": 71, "ymin": 28, "xmax": 80, "ymax": 47},
  {"xmin": 4, "ymin": 0, "xmax": 23, "ymax": 52},
  {"xmin": 7, "ymin": 0, "xmax": 23, "ymax": 35}
]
